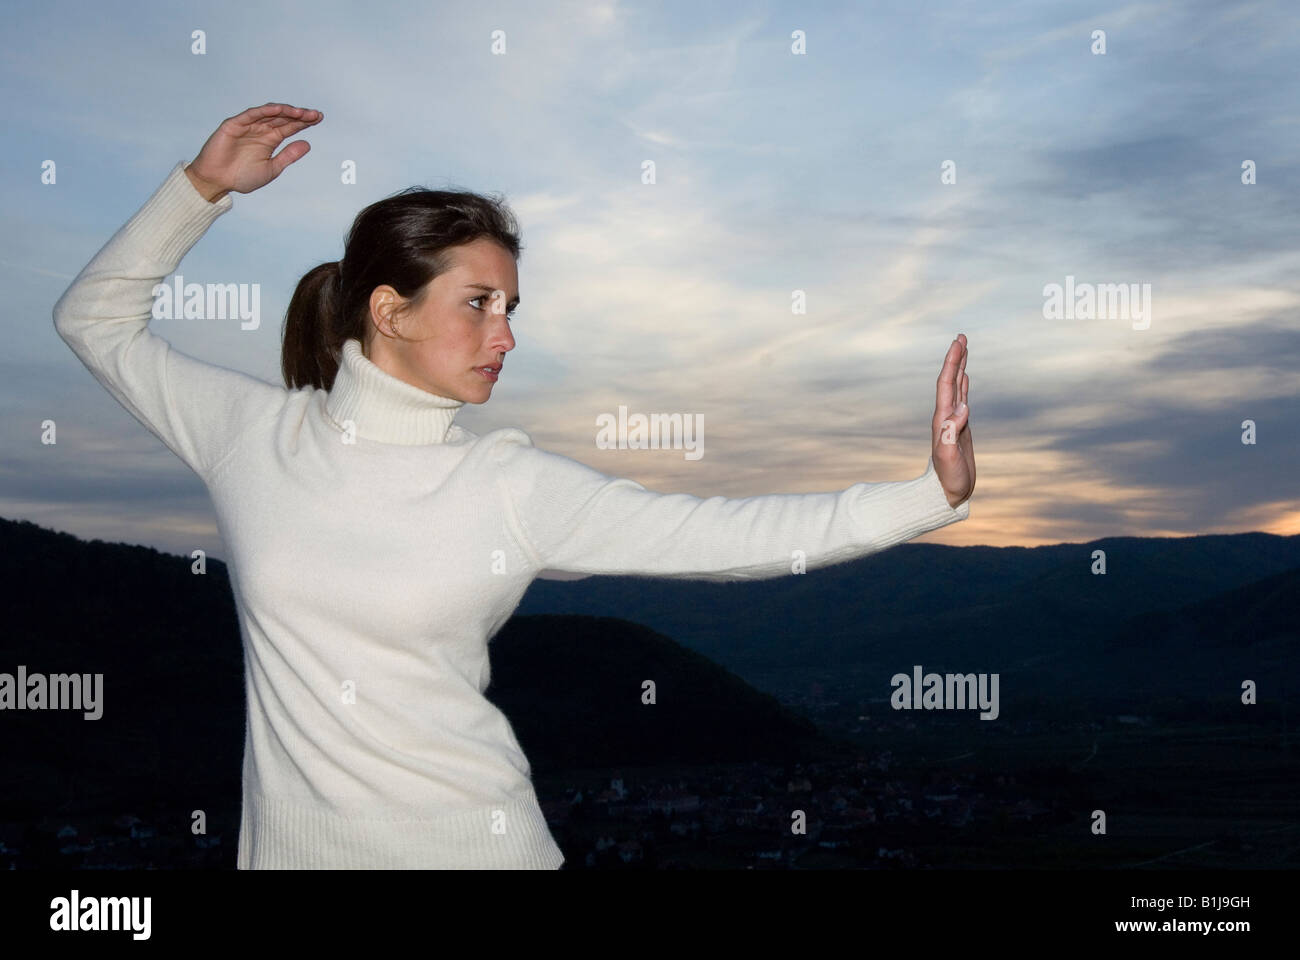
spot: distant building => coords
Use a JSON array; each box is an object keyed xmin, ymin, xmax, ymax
[
  {"xmin": 1010, "ymin": 799, "xmax": 1048, "ymax": 821},
  {"xmin": 648, "ymin": 792, "xmax": 700, "ymax": 814}
]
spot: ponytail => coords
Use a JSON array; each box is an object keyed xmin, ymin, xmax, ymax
[{"xmin": 281, "ymin": 260, "xmax": 347, "ymax": 390}]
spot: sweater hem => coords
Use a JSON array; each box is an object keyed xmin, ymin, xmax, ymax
[{"xmin": 236, "ymin": 784, "xmax": 565, "ymax": 869}]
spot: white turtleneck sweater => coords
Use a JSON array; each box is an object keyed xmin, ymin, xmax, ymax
[{"xmin": 51, "ymin": 160, "xmax": 971, "ymax": 869}]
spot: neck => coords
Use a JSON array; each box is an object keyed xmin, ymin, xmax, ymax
[{"xmin": 325, "ymin": 338, "xmax": 465, "ymax": 444}]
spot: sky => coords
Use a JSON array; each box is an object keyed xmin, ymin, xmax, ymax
[{"xmin": 2, "ymin": 0, "xmax": 1298, "ymax": 563}]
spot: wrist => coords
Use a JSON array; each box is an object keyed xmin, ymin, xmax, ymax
[{"xmin": 184, "ymin": 163, "xmax": 230, "ymax": 203}]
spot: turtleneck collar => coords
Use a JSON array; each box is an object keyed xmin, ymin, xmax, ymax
[{"xmin": 324, "ymin": 338, "xmax": 465, "ymax": 445}]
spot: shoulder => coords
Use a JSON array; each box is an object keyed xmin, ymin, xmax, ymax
[
  {"xmin": 474, "ymin": 426, "xmax": 536, "ymax": 466},
  {"xmin": 469, "ymin": 427, "xmax": 595, "ymax": 480},
  {"xmin": 460, "ymin": 427, "xmax": 626, "ymax": 486},
  {"xmin": 445, "ymin": 425, "xmax": 533, "ymax": 464}
]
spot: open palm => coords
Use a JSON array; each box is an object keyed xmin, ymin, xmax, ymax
[
  {"xmin": 188, "ymin": 102, "xmax": 323, "ymax": 197},
  {"xmin": 932, "ymin": 334, "xmax": 975, "ymax": 509}
]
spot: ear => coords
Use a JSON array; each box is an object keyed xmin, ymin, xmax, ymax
[{"xmin": 368, "ymin": 286, "xmax": 401, "ymax": 340}]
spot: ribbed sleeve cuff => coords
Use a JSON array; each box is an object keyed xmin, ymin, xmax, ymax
[
  {"xmin": 121, "ymin": 160, "xmax": 234, "ymax": 264},
  {"xmin": 922, "ymin": 454, "xmax": 971, "ymax": 521},
  {"xmin": 850, "ymin": 455, "xmax": 970, "ymax": 550}
]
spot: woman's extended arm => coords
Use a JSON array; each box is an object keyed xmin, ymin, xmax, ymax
[
  {"xmin": 492, "ymin": 440, "xmax": 970, "ymax": 583},
  {"xmin": 51, "ymin": 103, "xmax": 321, "ymax": 481},
  {"xmin": 492, "ymin": 337, "xmax": 976, "ymax": 581}
]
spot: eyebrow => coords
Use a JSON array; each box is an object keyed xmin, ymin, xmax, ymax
[{"xmin": 463, "ymin": 283, "xmax": 520, "ymax": 306}]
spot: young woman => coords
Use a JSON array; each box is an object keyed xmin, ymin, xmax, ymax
[{"xmin": 53, "ymin": 102, "xmax": 975, "ymax": 869}]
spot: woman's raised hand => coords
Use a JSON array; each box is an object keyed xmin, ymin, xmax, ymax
[
  {"xmin": 185, "ymin": 102, "xmax": 323, "ymax": 201},
  {"xmin": 932, "ymin": 334, "xmax": 975, "ymax": 509}
]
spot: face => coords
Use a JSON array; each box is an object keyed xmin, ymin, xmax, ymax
[{"xmin": 363, "ymin": 238, "xmax": 519, "ymax": 404}]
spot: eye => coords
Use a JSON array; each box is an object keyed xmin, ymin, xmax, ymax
[{"xmin": 469, "ymin": 296, "xmax": 517, "ymax": 318}]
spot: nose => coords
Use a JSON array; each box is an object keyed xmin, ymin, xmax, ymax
[{"xmin": 490, "ymin": 313, "xmax": 515, "ymax": 355}]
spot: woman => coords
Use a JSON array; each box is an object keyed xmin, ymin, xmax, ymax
[{"xmin": 52, "ymin": 102, "xmax": 975, "ymax": 869}]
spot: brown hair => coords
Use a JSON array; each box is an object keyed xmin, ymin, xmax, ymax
[{"xmin": 281, "ymin": 185, "xmax": 523, "ymax": 391}]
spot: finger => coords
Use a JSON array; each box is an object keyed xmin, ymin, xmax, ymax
[
  {"xmin": 269, "ymin": 140, "xmax": 310, "ymax": 178},
  {"xmin": 957, "ymin": 342, "xmax": 967, "ymax": 402},
  {"xmin": 230, "ymin": 103, "xmax": 296, "ymax": 126},
  {"xmin": 263, "ymin": 118, "xmax": 321, "ymax": 139},
  {"xmin": 230, "ymin": 103, "xmax": 321, "ymax": 129},
  {"xmin": 938, "ymin": 393, "xmax": 970, "ymax": 447},
  {"xmin": 959, "ymin": 403, "xmax": 974, "ymax": 462},
  {"xmin": 264, "ymin": 109, "xmax": 323, "ymax": 128},
  {"xmin": 963, "ymin": 425, "xmax": 975, "ymax": 485},
  {"xmin": 951, "ymin": 400, "xmax": 969, "ymax": 434},
  {"xmin": 961, "ymin": 371, "xmax": 968, "ymax": 407},
  {"xmin": 958, "ymin": 385, "xmax": 971, "ymax": 445},
  {"xmin": 935, "ymin": 337, "xmax": 961, "ymax": 421}
]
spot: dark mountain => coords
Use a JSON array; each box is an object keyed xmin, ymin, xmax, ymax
[
  {"xmin": 516, "ymin": 533, "xmax": 1300, "ymax": 705},
  {"xmin": 483, "ymin": 614, "xmax": 822, "ymax": 773},
  {"xmin": 1, "ymin": 518, "xmax": 246, "ymax": 819},
  {"xmin": 1111, "ymin": 561, "xmax": 1299, "ymax": 651},
  {"xmin": 3, "ymin": 513, "xmax": 1297, "ymax": 823},
  {"xmin": 0, "ymin": 516, "xmax": 821, "ymax": 820},
  {"xmin": 1096, "ymin": 563, "xmax": 1300, "ymax": 700}
]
